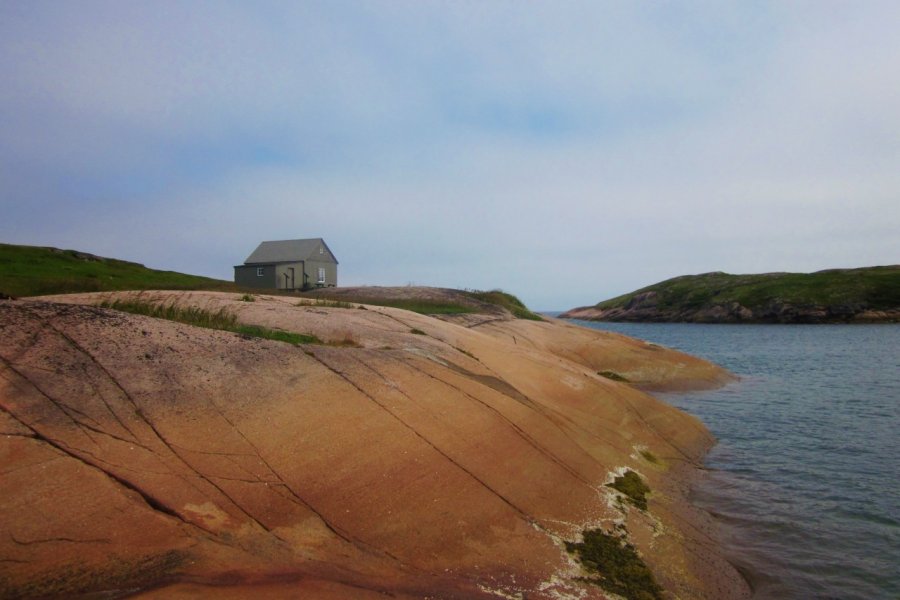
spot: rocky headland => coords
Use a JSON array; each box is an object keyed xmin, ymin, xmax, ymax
[
  {"xmin": 1, "ymin": 289, "xmax": 745, "ymax": 599},
  {"xmin": 562, "ymin": 266, "xmax": 900, "ymax": 324}
]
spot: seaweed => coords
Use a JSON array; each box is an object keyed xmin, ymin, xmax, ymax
[
  {"xmin": 565, "ymin": 528, "xmax": 663, "ymax": 600},
  {"xmin": 607, "ymin": 470, "xmax": 651, "ymax": 511}
]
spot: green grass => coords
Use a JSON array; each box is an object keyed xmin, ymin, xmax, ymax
[
  {"xmin": 607, "ymin": 470, "xmax": 651, "ymax": 511},
  {"xmin": 0, "ymin": 243, "xmax": 241, "ymax": 297},
  {"xmin": 312, "ymin": 296, "xmax": 477, "ymax": 315},
  {"xmin": 296, "ymin": 298, "xmax": 356, "ymax": 309},
  {"xmin": 233, "ymin": 325, "xmax": 321, "ymax": 345},
  {"xmin": 99, "ymin": 299, "xmax": 321, "ymax": 345},
  {"xmin": 100, "ymin": 299, "xmax": 239, "ymax": 329},
  {"xmin": 595, "ymin": 267, "xmax": 900, "ymax": 312},
  {"xmin": 308, "ymin": 288, "xmax": 543, "ymax": 319},
  {"xmin": 362, "ymin": 298, "xmax": 475, "ymax": 314},
  {"xmin": 598, "ymin": 370, "xmax": 630, "ymax": 382},
  {"xmin": 464, "ymin": 289, "xmax": 544, "ymax": 320},
  {"xmin": 565, "ymin": 528, "xmax": 663, "ymax": 600}
]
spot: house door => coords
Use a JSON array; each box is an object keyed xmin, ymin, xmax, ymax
[{"xmin": 288, "ymin": 267, "xmax": 295, "ymax": 290}]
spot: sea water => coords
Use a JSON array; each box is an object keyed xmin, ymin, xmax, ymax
[{"xmin": 567, "ymin": 321, "xmax": 899, "ymax": 600}]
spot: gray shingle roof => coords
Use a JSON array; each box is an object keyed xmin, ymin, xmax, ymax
[{"xmin": 243, "ymin": 238, "xmax": 338, "ymax": 264}]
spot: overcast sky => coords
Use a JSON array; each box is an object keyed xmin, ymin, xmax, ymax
[{"xmin": 2, "ymin": 1, "xmax": 898, "ymax": 309}]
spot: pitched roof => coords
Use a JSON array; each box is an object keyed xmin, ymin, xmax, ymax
[{"xmin": 243, "ymin": 238, "xmax": 338, "ymax": 264}]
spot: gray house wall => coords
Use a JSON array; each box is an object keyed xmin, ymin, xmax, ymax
[
  {"xmin": 304, "ymin": 259, "xmax": 337, "ymax": 287},
  {"xmin": 235, "ymin": 238, "xmax": 338, "ymax": 291},
  {"xmin": 234, "ymin": 264, "xmax": 277, "ymax": 289},
  {"xmin": 234, "ymin": 261, "xmax": 337, "ymax": 290}
]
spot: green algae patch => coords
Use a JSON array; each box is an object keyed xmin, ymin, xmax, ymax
[
  {"xmin": 598, "ymin": 370, "xmax": 630, "ymax": 382},
  {"xmin": 565, "ymin": 529, "xmax": 663, "ymax": 600},
  {"xmin": 608, "ymin": 470, "xmax": 651, "ymax": 511},
  {"xmin": 639, "ymin": 449, "xmax": 659, "ymax": 464}
]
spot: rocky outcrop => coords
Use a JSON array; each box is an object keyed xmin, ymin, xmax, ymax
[
  {"xmin": 562, "ymin": 267, "xmax": 900, "ymax": 324},
  {"xmin": 562, "ymin": 266, "xmax": 900, "ymax": 324},
  {"xmin": 1, "ymin": 291, "xmax": 745, "ymax": 599},
  {"xmin": 562, "ymin": 301, "xmax": 900, "ymax": 323}
]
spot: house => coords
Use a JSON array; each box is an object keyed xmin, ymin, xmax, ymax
[{"xmin": 234, "ymin": 238, "xmax": 338, "ymax": 291}]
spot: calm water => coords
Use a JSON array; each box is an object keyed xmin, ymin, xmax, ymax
[{"xmin": 569, "ymin": 320, "xmax": 900, "ymax": 600}]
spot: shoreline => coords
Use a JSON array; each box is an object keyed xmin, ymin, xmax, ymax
[
  {"xmin": 643, "ymin": 412, "xmax": 753, "ymax": 600},
  {"xmin": 559, "ymin": 306, "xmax": 900, "ymax": 325}
]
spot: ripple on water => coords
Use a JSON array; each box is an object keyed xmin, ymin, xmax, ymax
[{"xmin": 572, "ymin": 321, "xmax": 900, "ymax": 600}]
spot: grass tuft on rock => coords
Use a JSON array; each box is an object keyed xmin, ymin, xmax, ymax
[
  {"xmin": 607, "ymin": 470, "xmax": 651, "ymax": 511},
  {"xmin": 100, "ymin": 299, "xmax": 321, "ymax": 345},
  {"xmin": 464, "ymin": 289, "xmax": 544, "ymax": 320},
  {"xmin": 320, "ymin": 296, "xmax": 476, "ymax": 315},
  {"xmin": 296, "ymin": 298, "xmax": 355, "ymax": 309},
  {"xmin": 565, "ymin": 528, "xmax": 663, "ymax": 600},
  {"xmin": 598, "ymin": 370, "xmax": 629, "ymax": 382},
  {"xmin": 234, "ymin": 325, "xmax": 321, "ymax": 345}
]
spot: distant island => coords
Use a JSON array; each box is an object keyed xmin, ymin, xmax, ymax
[{"xmin": 561, "ymin": 266, "xmax": 900, "ymax": 324}]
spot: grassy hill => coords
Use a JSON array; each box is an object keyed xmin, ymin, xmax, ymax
[
  {"xmin": 563, "ymin": 266, "xmax": 900, "ymax": 323},
  {"xmin": 0, "ymin": 243, "xmax": 239, "ymax": 297},
  {"xmin": 0, "ymin": 243, "xmax": 544, "ymax": 320}
]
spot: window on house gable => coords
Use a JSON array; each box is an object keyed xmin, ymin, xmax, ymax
[
  {"xmin": 319, "ymin": 246, "xmax": 324, "ymax": 255},
  {"xmin": 317, "ymin": 267, "xmax": 325, "ymax": 283},
  {"xmin": 257, "ymin": 267, "xmax": 264, "ymax": 277}
]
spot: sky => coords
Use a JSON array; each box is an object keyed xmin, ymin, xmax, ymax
[{"xmin": 2, "ymin": 1, "xmax": 899, "ymax": 310}]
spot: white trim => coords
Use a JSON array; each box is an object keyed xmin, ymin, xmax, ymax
[
  {"xmin": 256, "ymin": 267, "xmax": 264, "ymax": 277},
  {"xmin": 317, "ymin": 267, "xmax": 326, "ymax": 283}
]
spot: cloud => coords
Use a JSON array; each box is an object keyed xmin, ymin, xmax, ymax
[{"xmin": 1, "ymin": 1, "xmax": 898, "ymax": 309}]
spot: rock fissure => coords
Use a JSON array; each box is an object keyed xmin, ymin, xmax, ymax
[
  {"xmin": 9, "ymin": 534, "xmax": 111, "ymax": 546},
  {"xmin": 0, "ymin": 401, "xmax": 204, "ymax": 534},
  {"xmin": 404, "ymin": 359, "xmax": 595, "ymax": 489},
  {"xmin": 342, "ymin": 352, "xmax": 541, "ymax": 526},
  {"xmin": 305, "ymin": 348, "xmax": 542, "ymax": 555},
  {"xmin": 200, "ymin": 391, "xmax": 364, "ymax": 550},
  {"xmin": 36, "ymin": 319, "xmax": 287, "ymax": 537}
]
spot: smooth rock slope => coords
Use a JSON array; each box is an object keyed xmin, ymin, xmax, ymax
[{"xmin": 1, "ymin": 291, "xmax": 745, "ymax": 599}]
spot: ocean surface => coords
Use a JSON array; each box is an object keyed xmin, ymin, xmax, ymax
[{"xmin": 567, "ymin": 320, "xmax": 899, "ymax": 600}]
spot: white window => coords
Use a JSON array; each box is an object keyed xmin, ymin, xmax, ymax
[
  {"xmin": 319, "ymin": 246, "xmax": 324, "ymax": 254},
  {"xmin": 256, "ymin": 267, "xmax": 264, "ymax": 277},
  {"xmin": 317, "ymin": 267, "xmax": 326, "ymax": 283}
]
